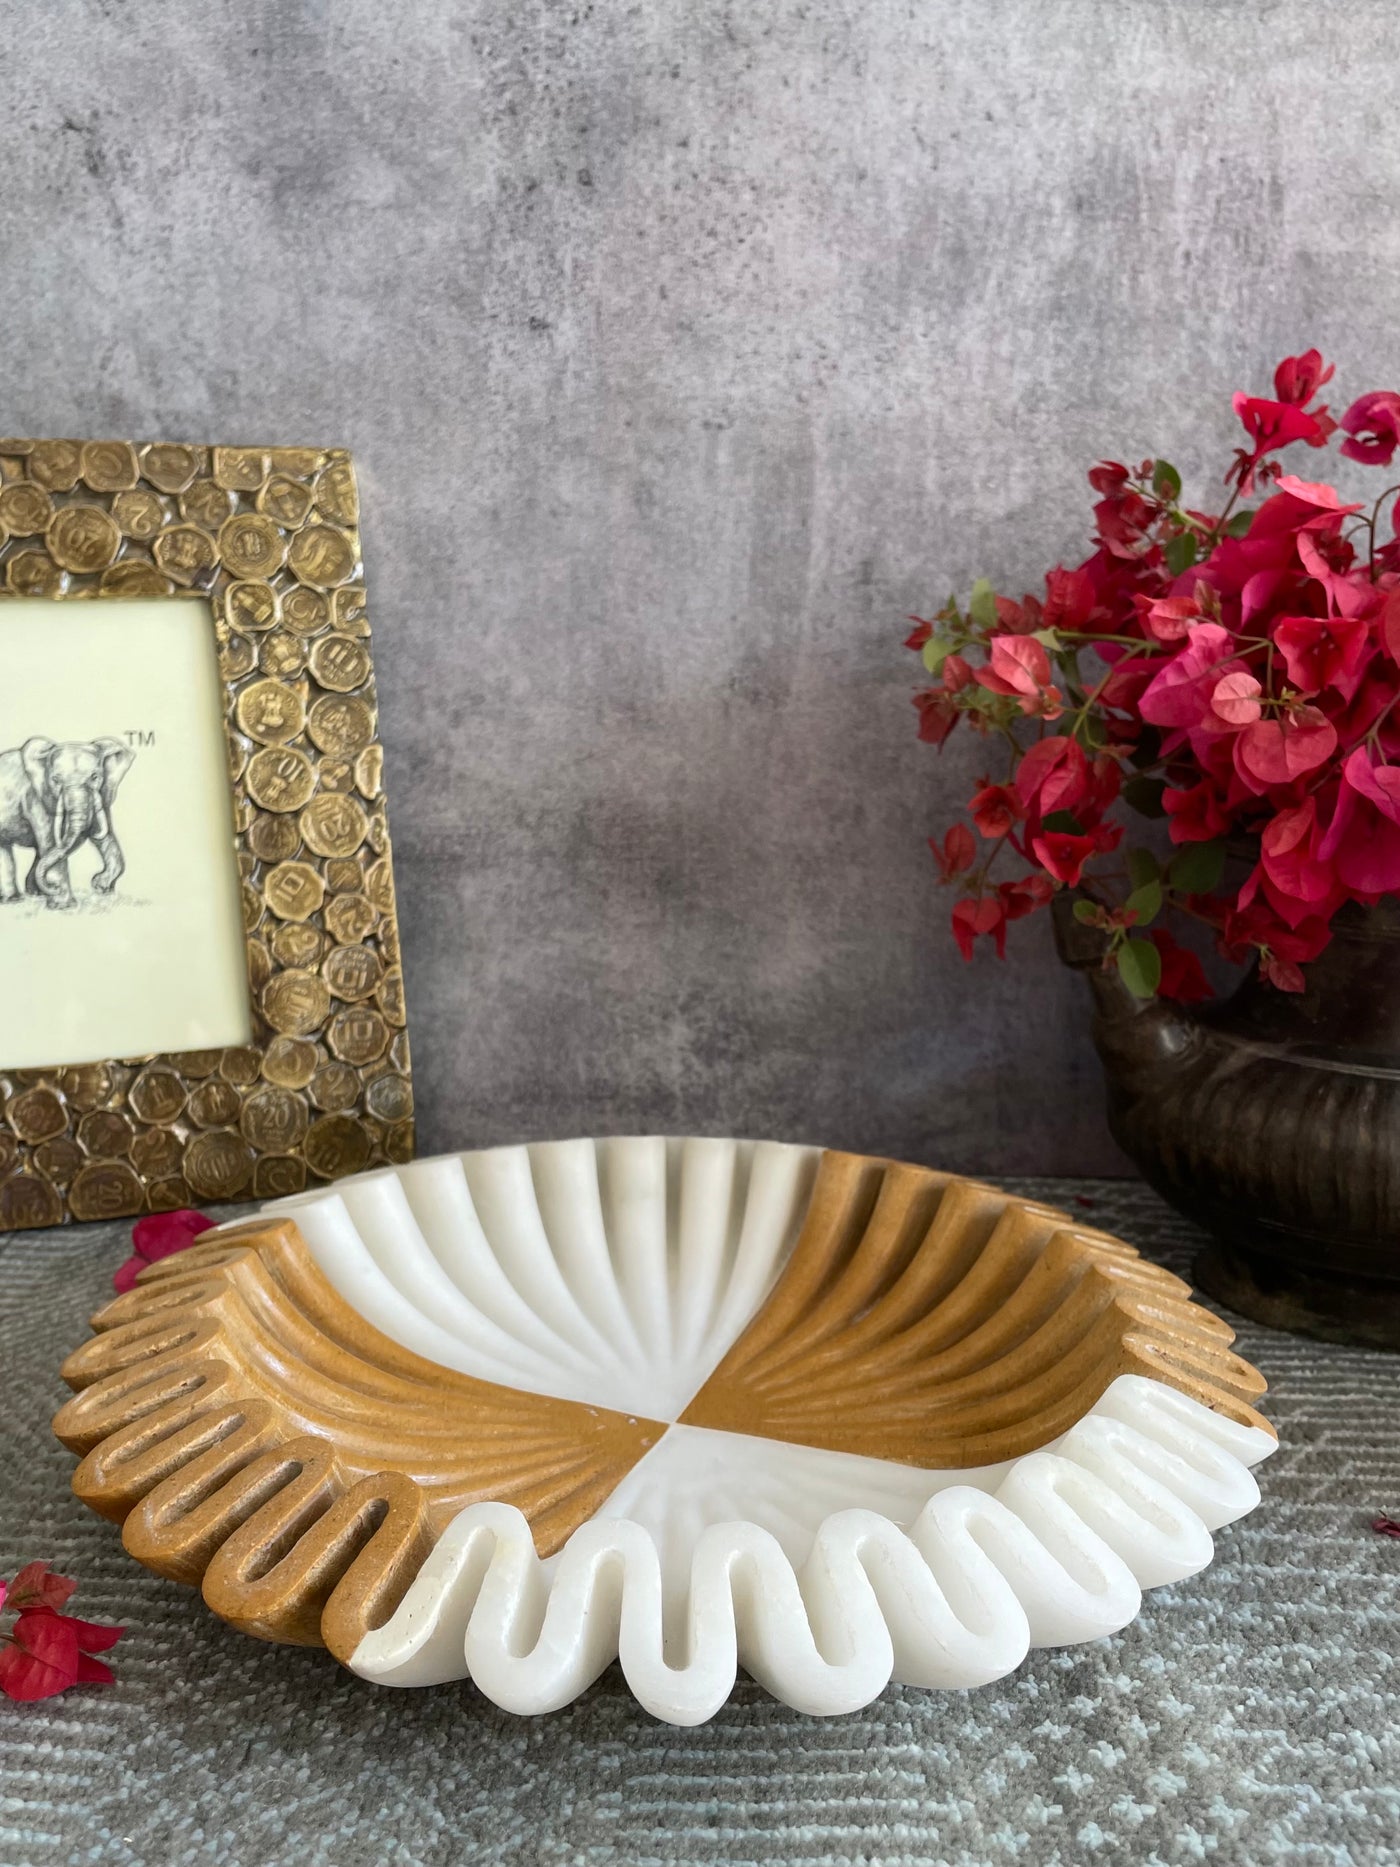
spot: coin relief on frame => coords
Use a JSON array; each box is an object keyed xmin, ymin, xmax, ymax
[{"xmin": 0, "ymin": 438, "xmax": 412, "ymax": 1228}]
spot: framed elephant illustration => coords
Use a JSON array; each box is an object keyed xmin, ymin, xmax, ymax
[
  {"xmin": 0, "ymin": 439, "xmax": 413, "ymax": 1229},
  {"xmin": 0, "ymin": 736, "xmax": 136, "ymax": 909}
]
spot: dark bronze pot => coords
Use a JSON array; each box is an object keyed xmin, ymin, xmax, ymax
[{"xmin": 1054, "ymin": 892, "xmax": 1400, "ymax": 1350}]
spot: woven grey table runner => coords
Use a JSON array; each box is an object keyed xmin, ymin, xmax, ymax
[{"xmin": 1, "ymin": 1180, "xmax": 1396, "ymax": 1867}]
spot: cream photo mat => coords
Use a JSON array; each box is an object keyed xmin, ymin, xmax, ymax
[{"xmin": 0, "ymin": 598, "xmax": 252, "ymax": 1070}]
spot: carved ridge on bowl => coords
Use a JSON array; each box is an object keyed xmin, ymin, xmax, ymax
[
  {"xmin": 53, "ymin": 1143, "xmax": 1274, "ymax": 1710},
  {"xmin": 54, "ymin": 1217, "xmax": 666, "ymax": 1659},
  {"xmin": 682, "ymin": 1152, "xmax": 1270, "ymax": 1459}
]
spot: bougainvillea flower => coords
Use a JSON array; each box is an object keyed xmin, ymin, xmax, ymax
[
  {"xmin": 969, "ymin": 782, "xmax": 1022, "ymax": 838},
  {"xmin": 903, "ymin": 618, "xmax": 933, "ymax": 651},
  {"xmin": 1014, "ymin": 736, "xmax": 1088, "ymax": 819},
  {"xmin": 1271, "ymin": 473, "xmax": 1365, "ymax": 515},
  {"xmin": 1234, "ymin": 706, "xmax": 1337, "ymax": 792},
  {"xmin": 1139, "ymin": 624, "xmax": 1238, "ymax": 729},
  {"xmin": 1273, "ymin": 350, "xmax": 1334, "ymax": 406},
  {"xmin": 1088, "ymin": 460, "xmax": 1131, "ymax": 496},
  {"xmin": 940, "ymin": 654, "xmax": 972, "ymax": 693},
  {"xmin": 1273, "ymin": 612, "xmax": 1371, "ymax": 699},
  {"xmin": 0, "ymin": 1563, "xmax": 123, "ymax": 1702},
  {"xmin": 1041, "ymin": 565, "xmax": 1097, "ymax": 629},
  {"xmin": 908, "ymin": 355, "xmax": 1400, "ymax": 996},
  {"xmin": 1340, "ymin": 390, "xmax": 1400, "ymax": 466},
  {"xmin": 1150, "ymin": 928, "xmax": 1212, "ymax": 1003},
  {"xmin": 998, "ymin": 873, "xmax": 1055, "ymax": 921},
  {"xmin": 1257, "ymin": 798, "xmax": 1342, "ymax": 927},
  {"xmin": 1209, "ymin": 671, "xmax": 1263, "ymax": 727},
  {"xmin": 913, "ymin": 688, "xmax": 959, "ymax": 748},
  {"xmin": 114, "ymin": 1208, "xmax": 217, "ymax": 1295},
  {"xmin": 1233, "ymin": 393, "xmax": 1334, "ymax": 456},
  {"xmin": 929, "ymin": 823, "xmax": 976, "ymax": 881},
  {"xmin": 1317, "ymin": 748, "xmax": 1400, "ymax": 893},
  {"xmin": 1222, "ymin": 899, "xmax": 1334, "ymax": 977},
  {"xmin": 1138, "ymin": 594, "xmax": 1199, "ymax": 643},
  {"xmin": 1163, "ymin": 779, "xmax": 1231, "ymax": 844},
  {"xmin": 1295, "ymin": 527, "xmax": 1372, "ymax": 619},
  {"xmin": 951, "ymin": 895, "xmax": 1007, "ymax": 960},
  {"xmin": 974, "ymin": 634, "xmax": 1063, "ymax": 717},
  {"xmin": 1030, "ymin": 830, "xmax": 1097, "ymax": 887}
]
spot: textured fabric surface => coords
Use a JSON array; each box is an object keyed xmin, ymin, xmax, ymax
[
  {"xmin": 1, "ymin": 1182, "xmax": 1396, "ymax": 1867},
  {"xmin": 5, "ymin": 1, "xmax": 1400, "ymax": 1173}
]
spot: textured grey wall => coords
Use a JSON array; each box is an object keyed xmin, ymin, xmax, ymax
[{"xmin": 0, "ymin": 1, "xmax": 1394, "ymax": 1173}]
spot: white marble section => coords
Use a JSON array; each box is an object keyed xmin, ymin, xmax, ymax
[
  {"xmin": 347, "ymin": 1375, "xmax": 1275, "ymax": 1724},
  {"xmin": 258, "ymin": 1135, "xmax": 820, "ymax": 1418}
]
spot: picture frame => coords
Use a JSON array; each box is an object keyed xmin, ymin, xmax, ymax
[{"xmin": 0, "ymin": 438, "xmax": 412, "ymax": 1229}]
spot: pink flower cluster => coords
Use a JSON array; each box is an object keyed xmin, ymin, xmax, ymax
[
  {"xmin": 0, "ymin": 1562, "xmax": 123, "ymax": 1702},
  {"xmin": 910, "ymin": 354, "xmax": 1400, "ymax": 997}
]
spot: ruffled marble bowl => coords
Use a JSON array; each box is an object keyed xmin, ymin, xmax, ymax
[{"xmin": 54, "ymin": 1139, "xmax": 1275, "ymax": 1725}]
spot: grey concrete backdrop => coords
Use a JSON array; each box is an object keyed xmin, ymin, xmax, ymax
[{"xmin": 1, "ymin": 0, "xmax": 1395, "ymax": 1174}]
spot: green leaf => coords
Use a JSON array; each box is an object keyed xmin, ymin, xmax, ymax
[
  {"xmin": 1224, "ymin": 508, "xmax": 1255, "ymax": 538},
  {"xmin": 1040, "ymin": 809, "xmax": 1084, "ymax": 835},
  {"xmin": 1072, "ymin": 898, "xmax": 1101, "ymax": 925},
  {"xmin": 1116, "ymin": 937, "xmax": 1162, "ymax": 999},
  {"xmin": 1123, "ymin": 774, "xmax": 1168, "ymax": 818},
  {"xmin": 1031, "ymin": 627, "xmax": 1063, "ymax": 651},
  {"xmin": 1163, "ymin": 532, "xmax": 1198, "ymax": 577},
  {"xmin": 921, "ymin": 637, "xmax": 950, "ymax": 674},
  {"xmin": 1124, "ymin": 879, "xmax": 1163, "ymax": 927},
  {"xmin": 1126, "ymin": 847, "xmax": 1160, "ymax": 889},
  {"xmin": 1168, "ymin": 838, "xmax": 1226, "ymax": 895},
  {"xmin": 968, "ymin": 578, "xmax": 999, "ymax": 629},
  {"xmin": 1153, "ymin": 459, "xmax": 1183, "ymax": 501}
]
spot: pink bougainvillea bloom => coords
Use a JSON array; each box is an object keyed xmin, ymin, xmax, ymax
[
  {"xmin": 951, "ymin": 894, "xmax": 1007, "ymax": 960},
  {"xmin": 1088, "ymin": 460, "xmax": 1131, "ymax": 495},
  {"xmin": 1040, "ymin": 565, "xmax": 1097, "ymax": 629},
  {"xmin": 969, "ymin": 782, "xmax": 1022, "ymax": 839},
  {"xmin": 1273, "ymin": 350, "xmax": 1334, "ymax": 406},
  {"xmin": 113, "ymin": 1208, "xmax": 217, "ymax": 1295},
  {"xmin": 1222, "ymin": 898, "xmax": 1334, "ymax": 973},
  {"xmin": 1271, "ymin": 473, "xmax": 1364, "ymax": 514},
  {"xmin": 1317, "ymin": 748, "xmax": 1400, "ymax": 893},
  {"xmin": 1233, "ymin": 393, "xmax": 1333, "ymax": 455},
  {"xmin": 1014, "ymin": 736, "xmax": 1088, "ymax": 819},
  {"xmin": 1273, "ymin": 612, "xmax": 1371, "ymax": 699},
  {"xmin": 941, "ymin": 653, "xmax": 974, "ymax": 693},
  {"xmin": 913, "ymin": 688, "xmax": 959, "ymax": 748},
  {"xmin": 1030, "ymin": 829, "xmax": 1097, "ymax": 888},
  {"xmin": 5, "ymin": 1563, "xmax": 77, "ymax": 1614},
  {"xmin": 1150, "ymin": 928, "xmax": 1212, "ymax": 1003},
  {"xmin": 1164, "ymin": 779, "xmax": 1231, "ymax": 845},
  {"xmin": 1263, "ymin": 954, "xmax": 1307, "ymax": 992},
  {"xmin": 998, "ymin": 873, "xmax": 1055, "ymax": 921},
  {"xmin": 1339, "ymin": 390, "xmax": 1400, "ymax": 466},
  {"xmin": 0, "ymin": 1563, "xmax": 123, "ymax": 1702},
  {"xmin": 1258, "ymin": 798, "xmax": 1341, "ymax": 927},
  {"xmin": 1139, "ymin": 594, "xmax": 1199, "ymax": 643},
  {"xmin": 1234, "ymin": 706, "xmax": 1338, "ymax": 792},
  {"xmin": 1139, "ymin": 624, "xmax": 1237, "ymax": 729},
  {"xmin": 929, "ymin": 823, "xmax": 976, "ymax": 881},
  {"xmin": 975, "ymin": 634, "xmax": 1062, "ymax": 716},
  {"xmin": 1209, "ymin": 671, "xmax": 1263, "ymax": 727}
]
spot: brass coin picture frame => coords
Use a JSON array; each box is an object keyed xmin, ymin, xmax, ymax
[{"xmin": 0, "ymin": 438, "xmax": 412, "ymax": 1230}]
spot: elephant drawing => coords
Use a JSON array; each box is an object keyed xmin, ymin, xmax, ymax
[{"xmin": 0, "ymin": 737, "xmax": 136, "ymax": 910}]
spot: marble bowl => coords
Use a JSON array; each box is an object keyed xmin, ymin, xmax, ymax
[{"xmin": 54, "ymin": 1138, "xmax": 1275, "ymax": 1725}]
